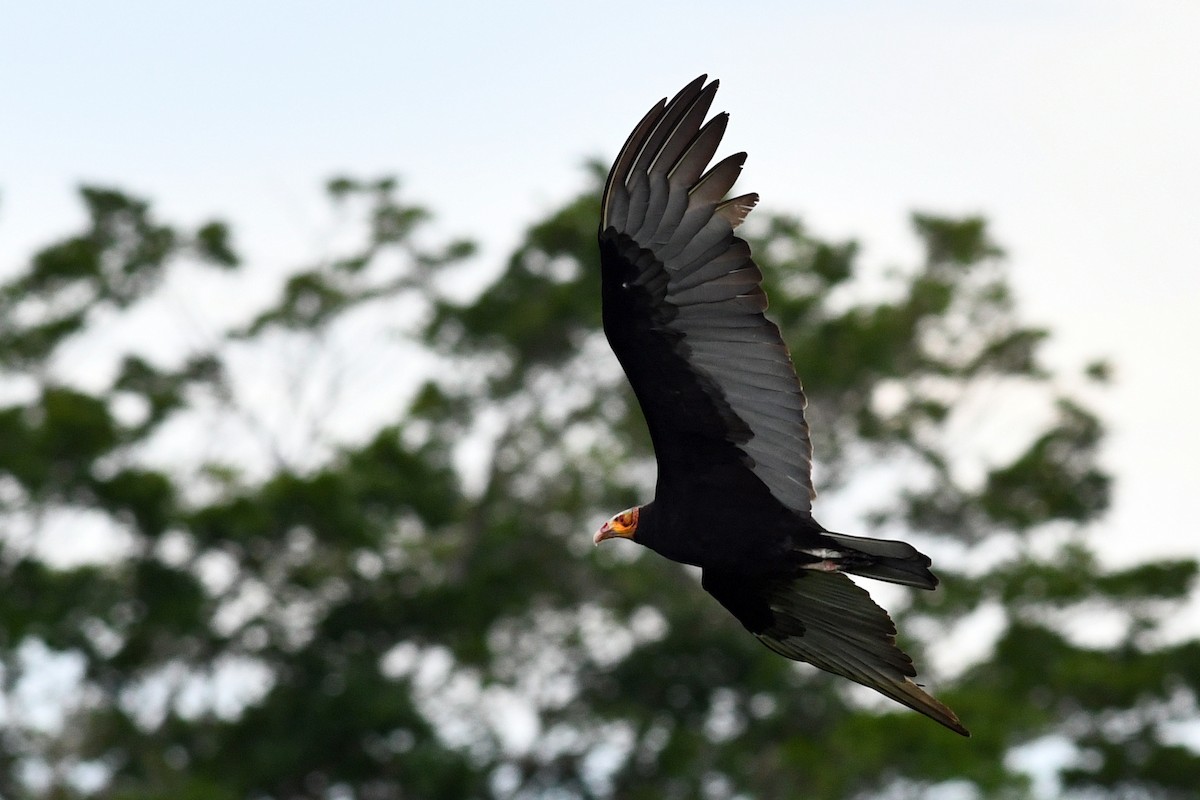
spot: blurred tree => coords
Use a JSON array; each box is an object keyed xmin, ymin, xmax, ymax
[{"xmin": 0, "ymin": 172, "xmax": 1196, "ymax": 800}]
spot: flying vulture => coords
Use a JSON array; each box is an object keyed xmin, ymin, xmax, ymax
[{"xmin": 594, "ymin": 76, "xmax": 968, "ymax": 737}]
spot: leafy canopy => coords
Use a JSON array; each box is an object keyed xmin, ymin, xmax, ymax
[{"xmin": 0, "ymin": 172, "xmax": 1196, "ymax": 799}]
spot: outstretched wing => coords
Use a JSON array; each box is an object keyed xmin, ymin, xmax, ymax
[
  {"xmin": 704, "ymin": 569, "xmax": 969, "ymax": 736},
  {"xmin": 599, "ymin": 75, "xmax": 815, "ymax": 513}
]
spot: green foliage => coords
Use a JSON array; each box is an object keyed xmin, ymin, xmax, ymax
[
  {"xmin": 0, "ymin": 173, "xmax": 1195, "ymax": 800},
  {"xmin": 983, "ymin": 400, "xmax": 1109, "ymax": 530}
]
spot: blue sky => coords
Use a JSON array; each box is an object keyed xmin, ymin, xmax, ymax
[{"xmin": 3, "ymin": 1, "xmax": 1198, "ymax": 569}]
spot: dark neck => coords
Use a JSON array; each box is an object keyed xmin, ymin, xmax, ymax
[
  {"xmin": 633, "ymin": 500, "xmax": 701, "ymax": 567},
  {"xmin": 631, "ymin": 500, "xmax": 659, "ymax": 547}
]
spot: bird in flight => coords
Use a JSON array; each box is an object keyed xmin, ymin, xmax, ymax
[{"xmin": 594, "ymin": 75, "xmax": 968, "ymax": 736}]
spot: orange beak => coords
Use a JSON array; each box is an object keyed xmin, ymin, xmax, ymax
[{"xmin": 594, "ymin": 520, "xmax": 620, "ymax": 545}]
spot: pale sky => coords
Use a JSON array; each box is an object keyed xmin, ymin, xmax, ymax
[{"xmin": 3, "ymin": 1, "xmax": 1198, "ymax": 570}]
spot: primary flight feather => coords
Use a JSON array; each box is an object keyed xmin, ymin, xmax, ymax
[{"xmin": 595, "ymin": 75, "xmax": 968, "ymax": 737}]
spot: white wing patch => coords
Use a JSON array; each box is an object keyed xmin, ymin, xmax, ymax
[{"xmin": 672, "ymin": 291, "xmax": 816, "ymax": 514}]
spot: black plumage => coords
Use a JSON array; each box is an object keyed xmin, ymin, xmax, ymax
[{"xmin": 595, "ymin": 76, "xmax": 968, "ymax": 737}]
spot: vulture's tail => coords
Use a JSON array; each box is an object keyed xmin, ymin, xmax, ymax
[{"xmin": 818, "ymin": 532, "xmax": 939, "ymax": 591}]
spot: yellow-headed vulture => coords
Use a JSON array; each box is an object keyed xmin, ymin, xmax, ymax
[{"xmin": 595, "ymin": 76, "xmax": 968, "ymax": 737}]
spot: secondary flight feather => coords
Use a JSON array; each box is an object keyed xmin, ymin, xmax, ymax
[{"xmin": 595, "ymin": 75, "xmax": 968, "ymax": 736}]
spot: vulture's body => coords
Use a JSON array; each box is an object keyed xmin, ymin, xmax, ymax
[{"xmin": 595, "ymin": 76, "xmax": 968, "ymax": 737}]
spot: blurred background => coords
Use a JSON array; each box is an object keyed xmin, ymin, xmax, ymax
[{"xmin": 1, "ymin": 2, "xmax": 1198, "ymax": 798}]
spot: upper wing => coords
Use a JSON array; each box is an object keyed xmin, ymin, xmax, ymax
[{"xmin": 599, "ymin": 75, "xmax": 815, "ymax": 512}]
